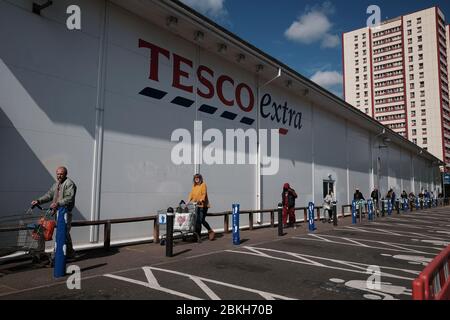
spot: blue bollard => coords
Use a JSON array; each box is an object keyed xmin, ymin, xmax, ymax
[
  {"xmin": 54, "ymin": 207, "xmax": 67, "ymax": 278},
  {"xmin": 232, "ymin": 204, "xmax": 240, "ymax": 245},
  {"xmin": 387, "ymin": 201, "xmax": 392, "ymax": 216},
  {"xmin": 367, "ymin": 199, "xmax": 373, "ymax": 221},
  {"xmin": 351, "ymin": 200, "xmax": 357, "ymax": 224},
  {"xmin": 308, "ymin": 202, "xmax": 316, "ymax": 231}
]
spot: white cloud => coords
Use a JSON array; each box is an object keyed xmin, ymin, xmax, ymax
[
  {"xmin": 321, "ymin": 34, "xmax": 340, "ymax": 48},
  {"xmin": 284, "ymin": 2, "xmax": 339, "ymax": 49},
  {"xmin": 180, "ymin": 0, "xmax": 227, "ymax": 17},
  {"xmin": 310, "ymin": 71, "xmax": 343, "ymax": 88},
  {"xmin": 285, "ymin": 11, "xmax": 331, "ymax": 44}
]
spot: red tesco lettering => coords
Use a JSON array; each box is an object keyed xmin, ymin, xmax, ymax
[{"xmin": 139, "ymin": 38, "xmax": 254, "ymax": 113}]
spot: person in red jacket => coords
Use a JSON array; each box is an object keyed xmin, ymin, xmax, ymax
[{"xmin": 282, "ymin": 183, "xmax": 297, "ymax": 228}]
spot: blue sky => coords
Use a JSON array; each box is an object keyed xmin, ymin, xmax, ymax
[{"xmin": 180, "ymin": 0, "xmax": 450, "ymax": 98}]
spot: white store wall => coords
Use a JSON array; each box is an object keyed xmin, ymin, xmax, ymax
[{"xmin": 0, "ymin": 0, "xmax": 441, "ymax": 247}]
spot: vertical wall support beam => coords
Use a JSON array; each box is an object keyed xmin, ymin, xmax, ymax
[
  {"xmin": 411, "ymin": 154, "xmax": 415, "ymax": 194},
  {"xmin": 370, "ymin": 133, "xmax": 374, "ymax": 191},
  {"xmin": 346, "ymin": 121, "xmax": 350, "ymax": 205},
  {"xmin": 90, "ymin": 1, "xmax": 109, "ymax": 243},
  {"xmin": 256, "ymin": 75, "xmax": 261, "ymax": 221},
  {"xmin": 194, "ymin": 45, "xmax": 200, "ymax": 175},
  {"xmin": 311, "ymin": 103, "xmax": 315, "ymax": 204}
]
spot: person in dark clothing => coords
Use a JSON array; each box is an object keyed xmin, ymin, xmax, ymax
[
  {"xmin": 418, "ymin": 190, "xmax": 424, "ymax": 200},
  {"xmin": 370, "ymin": 188, "xmax": 379, "ymax": 201},
  {"xmin": 282, "ymin": 183, "xmax": 297, "ymax": 228},
  {"xmin": 391, "ymin": 189, "xmax": 396, "ymax": 206},
  {"xmin": 353, "ymin": 188, "xmax": 365, "ymax": 218},
  {"xmin": 353, "ymin": 188, "xmax": 365, "ymax": 201},
  {"xmin": 370, "ymin": 188, "xmax": 380, "ymax": 215},
  {"xmin": 401, "ymin": 190, "xmax": 408, "ymax": 199}
]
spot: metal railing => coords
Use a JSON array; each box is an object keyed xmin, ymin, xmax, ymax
[{"xmin": 1, "ymin": 198, "xmax": 449, "ymax": 251}]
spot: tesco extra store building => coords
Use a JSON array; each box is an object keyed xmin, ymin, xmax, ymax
[{"xmin": 0, "ymin": 0, "xmax": 442, "ymax": 248}]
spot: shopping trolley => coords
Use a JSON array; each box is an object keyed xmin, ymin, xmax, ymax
[
  {"xmin": 0, "ymin": 205, "xmax": 55, "ymax": 261},
  {"xmin": 159, "ymin": 201, "xmax": 200, "ymax": 245},
  {"xmin": 355, "ymin": 199, "xmax": 366, "ymax": 219}
]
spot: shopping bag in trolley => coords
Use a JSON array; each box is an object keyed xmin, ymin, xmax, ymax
[
  {"xmin": 31, "ymin": 210, "xmax": 56, "ymax": 241},
  {"xmin": 174, "ymin": 200, "xmax": 196, "ymax": 232},
  {"xmin": 174, "ymin": 212, "xmax": 196, "ymax": 232}
]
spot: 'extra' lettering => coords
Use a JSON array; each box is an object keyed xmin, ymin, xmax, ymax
[{"xmin": 260, "ymin": 93, "xmax": 302, "ymax": 130}]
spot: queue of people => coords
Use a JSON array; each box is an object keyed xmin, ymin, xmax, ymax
[
  {"xmin": 351, "ymin": 186, "xmax": 439, "ymax": 216},
  {"xmin": 28, "ymin": 165, "xmax": 441, "ymax": 267}
]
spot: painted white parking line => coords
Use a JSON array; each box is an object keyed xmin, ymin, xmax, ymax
[
  {"xmin": 435, "ymin": 230, "xmax": 450, "ymax": 235},
  {"xmin": 284, "ymin": 252, "xmax": 326, "ymax": 266},
  {"xmin": 292, "ymin": 234, "xmax": 440, "ymax": 255},
  {"xmin": 413, "ymin": 239, "xmax": 450, "ymax": 246},
  {"xmin": 370, "ymin": 221, "xmax": 450, "ymax": 232},
  {"xmin": 105, "ymin": 266, "xmax": 296, "ymax": 300},
  {"xmin": 308, "ymin": 234, "xmax": 333, "ymax": 242},
  {"xmin": 246, "ymin": 246, "xmax": 272, "ymax": 257},
  {"xmin": 396, "ymin": 215, "xmax": 450, "ymax": 222},
  {"xmin": 337, "ymin": 226, "xmax": 450, "ymax": 241},
  {"xmin": 226, "ymin": 246, "xmax": 418, "ymax": 281},
  {"xmin": 342, "ymin": 237, "xmax": 370, "ymax": 247},
  {"xmin": 408, "ymin": 212, "xmax": 450, "ymax": 218},
  {"xmin": 144, "ymin": 267, "xmax": 160, "ymax": 287},
  {"xmin": 380, "ymin": 254, "xmax": 431, "ymax": 266},
  {"xmin": 377, "ymin": 242, "xmax": 427, "ymax": 254},
  {"xmin": 105, "ymin": 272, "xmax": 202, "ymax": 300},
  {"xmin": 385, "ymin": 217, "xmax": 438, "ymax": 225},
  {"xmin": 190, "ymin": 278, "xmax": 220, "ymax": 300},
  {"xmin": 371, "ymin": 228, "xmax": 404, "ymax": 236},
  {"xmin": 387, "ymin": 217, "xmax": 450, "ymax": 226}
]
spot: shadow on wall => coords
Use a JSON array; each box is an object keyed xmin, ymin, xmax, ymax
[
  {"xmin": 1, "ymin": 5, "xmax": 363, "ymax": 173},
  {"xmin": 0, "ymin": 108, "xmax": 84, "ymax": 223}
]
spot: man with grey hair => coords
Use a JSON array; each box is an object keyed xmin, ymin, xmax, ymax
[{"xmin": 31, "ymin": 166, "xmax": 77, "ymax": 263}]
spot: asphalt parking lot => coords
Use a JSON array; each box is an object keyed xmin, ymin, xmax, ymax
[{"xmin": 0, "ymin": 206, "xmax": 449, "ymax": 300}]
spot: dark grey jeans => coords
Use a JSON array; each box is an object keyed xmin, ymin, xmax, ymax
[{"xmin": 195, "ymin": 206, "xmax": 212, "ymax": 235}]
